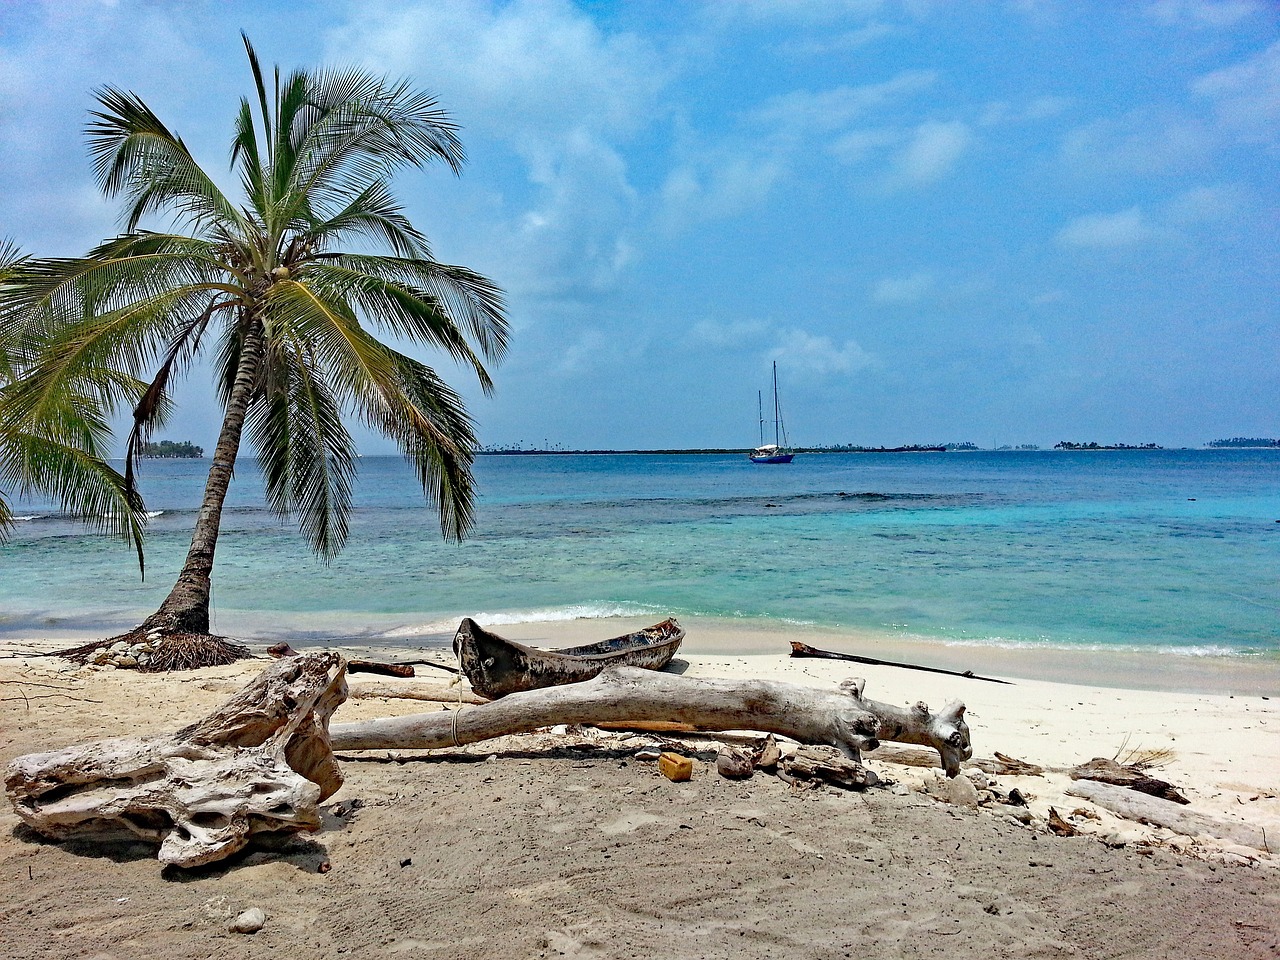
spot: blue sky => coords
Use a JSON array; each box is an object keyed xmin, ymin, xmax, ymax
[{"xmin": 2, "ymin": 0, "xmax": 1277, "ymax": 450}]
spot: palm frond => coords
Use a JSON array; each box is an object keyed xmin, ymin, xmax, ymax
[
  {"xmin": 358, "ymin": 349, "xmax": 478, "ymax": 540},
  {"xmin": 301, "ymin": 180, "xmax": 431, "ymax": 258},
  {"xmin": 87, "ymin": 88, "xmax": 245, "ymax": 235},
  {"xmin": 254, "ymin": 279, "xmax": 475, "ymax": 538},
  {"xmin": 122, "ymin": 297, "xmax": 226, "ymax": 496},
  {"xmin": 314, "ymin": 254, "xmax": 508, "ymax": 368},
  {"xmin": 0, "ymin": 388, "xmax": 149, "ymax": 568},
  {"xmin": 302, "ymin": 266, "xmax": 488, "ymax": 386},
  {"xmin": 275, "ymin": 68, "xmax": 465, "ymax": 230},
  {"xmin": 246, "ymin": 342, "xmax": 356, "ymax": 559}
]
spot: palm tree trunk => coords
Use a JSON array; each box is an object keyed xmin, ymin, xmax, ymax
[{"xmin": 139, "ymin": 319, "xmax": 265, "ymax": 635}]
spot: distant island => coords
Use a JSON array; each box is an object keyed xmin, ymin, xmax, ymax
[
  {"xmin": 1053, "ymin": 441, "xmax": 1162, "ymax": 451},
  {"xmin": 476, "ymin": 444, "xmax": 953, "ymax": 455},
  {"xmin": 1207, "ymin": 437, "xmax": 1279, "ymax": 448},
  {"xmin": 141, "ymin": 440, "xmax": 204, "ymax": 458},
  {"xmin": 808, "ymin": 444, "xmax": 947, "ymax": 454}
]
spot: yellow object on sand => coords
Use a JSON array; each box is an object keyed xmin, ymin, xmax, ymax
[{"xmin": 658, "ymin": 752, "xmax": 693, "ymax": 782}]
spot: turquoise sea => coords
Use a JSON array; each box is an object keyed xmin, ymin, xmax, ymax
[{"xmin": 2, "ymin": 450, "xmax": 1278, "ymax": 669}]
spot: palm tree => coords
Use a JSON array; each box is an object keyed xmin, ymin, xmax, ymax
[
  {"xmin": 2, "ymin": 36, "xmax": 507, "ymax": 668},
  {"xmin": 1, "ymin": 241, "xmax": 149, "ymax": 559}
]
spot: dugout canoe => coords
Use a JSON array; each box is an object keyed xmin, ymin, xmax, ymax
[{"xmin": 453, "ymin": 617, "xmax": 685, "ymax": 699}]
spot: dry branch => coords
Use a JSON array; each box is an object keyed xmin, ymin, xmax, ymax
[
  {"xmin": 1069, "ymin": 757, "xmax": 1189, "ymax": 804},
  {"xmin": 348, "ymin": 659, "xmax": 416, "ymax": 678},
  {"xmin": 330, "ymin": 667, "xmax": 972, "ymax": 776},
  {"xmin": 789, "ymin": 640, "xmax": 1012, "ymax": 685}
]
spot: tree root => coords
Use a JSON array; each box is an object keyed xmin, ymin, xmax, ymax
[{"xmin": 54, "ymin": 629, "xmax": 251, "ymax": 672}]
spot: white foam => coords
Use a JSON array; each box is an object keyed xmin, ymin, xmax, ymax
[
  {"xmin": 145, "ymin": 511, "xmax": 165, "ymax": 519},
  {"xmin": 937, "ymin": 634, "xmax": 1254, "ymax": 659},
  {"xmin": 380, "ymin": 602, "xmax": 661, "ymax": 637}
]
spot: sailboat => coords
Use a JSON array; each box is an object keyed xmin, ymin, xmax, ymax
[{"xmin": 750, "ymin": 362, "xmax": 795, "ymax": 464}]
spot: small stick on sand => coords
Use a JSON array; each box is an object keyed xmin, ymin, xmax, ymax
[{"xmin": 789, "ymin": 641, "xmax": 1013, "ymax": 685}]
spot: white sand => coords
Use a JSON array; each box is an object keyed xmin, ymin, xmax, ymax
[{"xmin": 2, "ymin": 620, "xmax": 1279, "ymax": 958}]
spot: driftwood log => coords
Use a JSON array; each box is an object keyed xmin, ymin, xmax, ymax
[
  {"xmin": 5, "ymin": 652, "xmax": 347, "ymax": 868},
  {"xmin": 1065, "ymin": 779, "xmax": 1271, "ymax": 852},
  {"xmin": 199, "ymin": 677, "xmax": 486, "ymax": 705},
  {"xmin": 267, "ymin": 641, "xmax": 417, "ymax": 679},
  {"xmin": 331, "ymin": 667, "xmax": 972, "ymax": 776}
]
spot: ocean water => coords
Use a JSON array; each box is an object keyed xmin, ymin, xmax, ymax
[{"xmin": 1, "ymin": 450, "xmax": 1278, "ymax": 665}]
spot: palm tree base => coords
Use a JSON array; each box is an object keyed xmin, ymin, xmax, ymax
[{"xmin": 55, "ymin": 629, "xmax": 252, "ymax": 672}]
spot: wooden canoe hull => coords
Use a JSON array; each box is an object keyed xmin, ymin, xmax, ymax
[{"xmin": 453, "ymin": 617, "xmax": 685, "ymax": 699}]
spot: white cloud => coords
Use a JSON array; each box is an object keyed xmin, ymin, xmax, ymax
[
  {"xmin": 831, "ymin": 118, "xmax": 974, "ymax": 191},
  {"xmin": 780, "ymin": 22, "xmax": 904, "ymax": 56},
  {"xmin": 657, "ymin": 155, "xmax": 787, "ymax": 231},
  {"xmin": 554, "ymin": 329, "xmax": 618, "ymax": 375},
  {"xmin": 1056, "ymin": 184, "xmax": 1244, "ymax": 250},
  {"xmin": 751, "ymin": 71, "xmax": 937, "ymax": 135},
  {"xmin": 1147, "ymin": 0, "xmax": 1267, "ymax": 29},
  {"xmin": 687, "ymin": 318, "xmax": 772, "ymax": 348},
  {"xmin": 980, "ymin": 95, "xmax": 1072, "ymax": 127},
  {"xmin": 657, "ymin": 70, "xmax": 935, "ymax": 232},
  {"xmin": 829, "ymin": 127, "xmax": 898, "ymax": 164},
  {"xmin": 324, "ymin": 0, "xmax": 671, "ymax": 303},
  {"xmin": 1192, "ymin": 40, "xmax": 1280, "ymax": 147},
  {"xmin": 707, "ymin": 0, "xmax": 887, "ymax": 27},
  {"xmin": 327, "ymin": 0, "xmax": 666, "ymax": 147},
  {"xmin": 767, "ymin": 329, "xmax": 876, "ymax": 378},
  {"xmin": 1056, "ymin": 207, "xmax": 1156, "ymax": 248},
  {"xmin": 1062, "ymin": 40, "xmax": 1280, "ymax": 180},
  {"xmin": 872, "ymin": 271, "xmax": 936, "ymax": 304},
  {"xmin": 883, "ymin": 120, "xmax": 973, "ymax": 188},
  {"xmin": 1061, "ymin": 109, "xmax": 1211, "ymax": 175},
  {"xmin": 686, "ymin": 319, "xmax": 875, "ymax": 379},
  {"xmin": 1163, "ymin": 183, "xmax": 1242, "ymax": 225}
]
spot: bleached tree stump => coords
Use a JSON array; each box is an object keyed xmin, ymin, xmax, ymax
[
  {"xmin": 5, "ymin": 652, "xmax": 347, "ymax": 868},
  {"xmin": 331, "ymin": 667, "xmax": 972, "ymax": 776}
]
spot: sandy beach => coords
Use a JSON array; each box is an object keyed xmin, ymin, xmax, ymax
[{"xmin": 2, "ymin": 618, "xmax": 1278, "ymax": 959}]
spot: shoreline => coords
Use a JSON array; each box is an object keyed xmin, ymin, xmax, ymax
[
  {"xmin": 474, "ymin": 616, "xmax": 1280, "ymax": 698},
  {"xmin": 3, "ymin": 609, "xmax": 1277, "ymax": 698}
]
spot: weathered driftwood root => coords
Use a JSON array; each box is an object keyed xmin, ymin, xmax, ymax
[
  {"xmin": 331, "ymin": 667, "xmax": 972, "ymax": 776},
  {"xmin": 5, "ymin": 652, "xmax": 347, "ymax": 868}
]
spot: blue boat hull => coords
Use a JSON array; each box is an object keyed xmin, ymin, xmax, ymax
[{"xmin": 749, "ymin": 453, "xmax": 794, "ymax": 464}]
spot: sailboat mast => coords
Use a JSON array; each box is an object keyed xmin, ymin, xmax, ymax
[
  {"xmin": 757, "ymin": 390, "xmax": 765, "ymax": 446},
  {"xmin": 772, "ymin": 361, "xmax": 781, "ymax": 447}
]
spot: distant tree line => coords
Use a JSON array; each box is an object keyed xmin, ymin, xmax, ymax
[
  {"xmin": 141, "ymin": 440, "xmax": 204, "ymax": 458},
  {"xmin": 1054, "ymin": 441, "xmax": 1162, "ymax": 451},
  {"xmin": 1207, "ymin": 437, "xmax": 1279, "ymax": 448}
]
